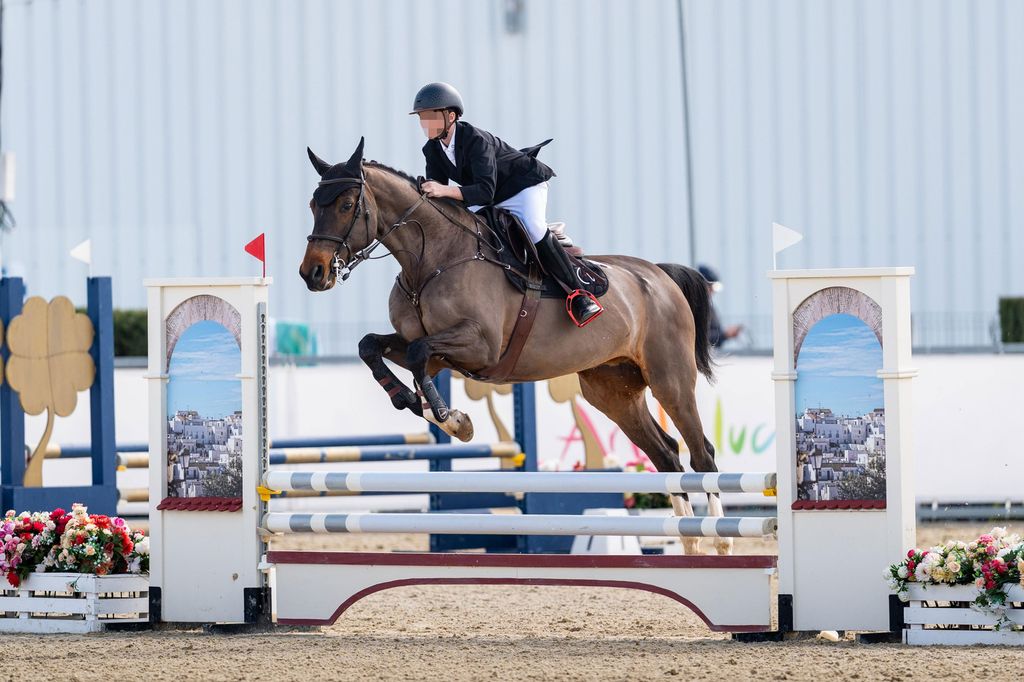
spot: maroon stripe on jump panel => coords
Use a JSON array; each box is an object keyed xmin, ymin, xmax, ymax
[
  {"xmin": 791, "ymin": 500, "xmax": 886, "ymax": 511},
  {"xmin": 265, "ymin": 551, "xmax": 778, "ymax": 570},
  {"xmin": 274, "ymin": 577, "xmax": 771, "ymax": 633}
]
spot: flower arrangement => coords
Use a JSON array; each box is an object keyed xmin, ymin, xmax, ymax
[
  {"xmin": 1, "ymin": 504, "xmax": 149, "ymax": 588},
  {"xmin": 887, "ymin": 527, "xmax": 1024, "ymax": 628}
]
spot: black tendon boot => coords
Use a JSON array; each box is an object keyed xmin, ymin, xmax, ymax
[{"xmin": 535, "ymin": 231, "xmax": 604, "ymax": 327}]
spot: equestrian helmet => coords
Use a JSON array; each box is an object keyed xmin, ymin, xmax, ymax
[{"xmin": 409, "ymin": 82, "xmax": 464, "ymax": 116}]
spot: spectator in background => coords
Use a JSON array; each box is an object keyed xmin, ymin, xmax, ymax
[{"xmin": 697, "ymin": 265, "xmax": 744, "ymax": 348}]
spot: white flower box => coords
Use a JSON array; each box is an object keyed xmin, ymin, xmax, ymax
[
  {"xmin": 904, "ymin": 583, "xmax": 1024, "ymax": 646},
  {"xmin": 0, "ymin": 572, "xmax": 149, "ymax": 634}
]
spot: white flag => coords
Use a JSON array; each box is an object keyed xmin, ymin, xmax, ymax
[
  {"xmin": 70, "ymin": 239, "xmax": 92, "ymax": 265},
  {"xmin": 772, "ymin": 222, "xmax": 802, "ymax": 269}
]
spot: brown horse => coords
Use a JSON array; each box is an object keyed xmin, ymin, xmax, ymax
[{"xmin": 300, "ymin": 139, "xmax": 730, "ymax": 554}]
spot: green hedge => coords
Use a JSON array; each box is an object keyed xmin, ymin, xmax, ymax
[
  {"xmin": 999, "ymin": 298, "xmax": 1024, "ymax": 343},
  {"xmin": 112, "ymin": 309, "xmax": 148, "ymax": 357}
]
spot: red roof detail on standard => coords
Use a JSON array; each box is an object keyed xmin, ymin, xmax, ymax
[
  {"xmin": 791, "ymin": 499, "xmax": 886, "ymax": 511},
  {"xmin": 156, "ymin": 497, "xmax": 243, "ymax": 512}
]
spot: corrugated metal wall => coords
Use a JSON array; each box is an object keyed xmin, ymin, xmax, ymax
[
  {"xmin": 3, "ymin": 0, "xmax": 1021, "ymax": 352},
  {"xmin": 684, "ymin": 0, "xmax": 1024, "ymax": 348}
]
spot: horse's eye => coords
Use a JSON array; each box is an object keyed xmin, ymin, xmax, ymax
[{"xmin": 342, "ymin": 202, "xmax": 354, "ymax": 211}]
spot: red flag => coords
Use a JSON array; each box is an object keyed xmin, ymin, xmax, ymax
[{"xmin": 244, "ymin": 233, "xmax": 266, "ymax": 277}]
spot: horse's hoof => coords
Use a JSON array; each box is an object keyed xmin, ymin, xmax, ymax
[
  {"xmin": 714, "ymin": 537, "xmax": 734, "ymax": 556},
  {"xmin": 680, "ymin": 538, "xmax": 702, "ymax": 555},
  {"xmin": 437, "ymin": 409, "xmax": 473, "ymax": 442}
]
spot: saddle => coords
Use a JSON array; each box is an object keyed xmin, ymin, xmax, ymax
[{"xmin": 474, "ymin": 206, "xmax": 609, "ymax": 300}]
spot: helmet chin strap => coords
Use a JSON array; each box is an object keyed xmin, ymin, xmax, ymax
[{"xmin": 432, "ymin": 109, "xmax": 455, "ymax": 142}]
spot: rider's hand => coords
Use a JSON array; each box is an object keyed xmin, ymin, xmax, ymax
[{"xmin": 421, "ymin": 181, "xmax": 448, "ymax": 198}]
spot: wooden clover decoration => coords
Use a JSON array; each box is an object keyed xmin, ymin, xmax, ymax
[{"xmin": 6, "ymin": 296, "xmax": 96, "ymax": 486}]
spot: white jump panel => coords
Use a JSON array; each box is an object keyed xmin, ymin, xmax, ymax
[
  {"xmin": 267, "ymin": 552, "xmax": 777, "ymax": 633},
  {"xmin": 262, "ymin": 512, "xmax": 777, "ymax": 538}
]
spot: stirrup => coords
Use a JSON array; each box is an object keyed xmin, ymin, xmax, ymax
[{"xmin": 566, "ymin": 289, "xmax": 603, "ymax": 328}]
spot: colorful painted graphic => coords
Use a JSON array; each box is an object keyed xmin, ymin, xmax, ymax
[
  {"xmin": 166, "ymin": 320, "xmax": 243, "ymax": 499},
  {"xmin": 794, "ymin": 313, "xmax": 886, "ymax": 501}
]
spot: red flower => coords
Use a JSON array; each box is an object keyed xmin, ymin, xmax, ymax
[
  {"xmin": 907, "ymin": 561, "xmax": 916, "ymax": 572},
  {"xmin": 986, "ymin": 580, "xmax": 996, "ymax": 590},
  {"xmin": 7, "ymin": 573, "xmax": 19, "ymax": 588},
  {"xmin": 907, "ymin": 549, "xmax": 915, "ymax": 559},
  {"xmin": 51, "ymin": 508, "xmax": 66, "ymax": 517}
]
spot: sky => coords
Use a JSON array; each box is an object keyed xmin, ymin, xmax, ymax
[
  {"xmin": 795, "ymin": 313, "xmax": 884, "ymax": 418},
  {"xmin": 167, "ymin": 321, "xmax": 242, "ymax": 419}
]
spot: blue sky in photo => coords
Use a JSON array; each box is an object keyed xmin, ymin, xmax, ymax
[
  {"xmin": 795, "ymin": 314, "xmax": 884, "ymax": 417},
  {"xmin": 167, "ymin": 321, "xmax": 241, "ymax": 419}
]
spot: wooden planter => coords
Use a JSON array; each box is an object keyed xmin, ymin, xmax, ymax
[
  {"xmin": 904, "ymin": 583, "xmax": 1024, "ymax": 645},
  {"xmin": 0, "ymin": 573, "xmax": 149, "ymax": 633}
]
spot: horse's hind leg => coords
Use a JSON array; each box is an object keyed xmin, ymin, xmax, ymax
[
  {"xmin": 358, "ymin": 333, "xmax": 422, "ymax": 416},
  {"xmin": 577, "ymin": 363, "xmax": 702, "ymax": 555},
  {"xmin": 645, "ymin": 367, "xmax": 732, "ymax": 556}
]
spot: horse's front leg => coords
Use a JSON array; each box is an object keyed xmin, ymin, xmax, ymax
[
  {"xmin": 358, "ymin": 332, "xmax": 422, "ymax": 417},
  {"xmin": 407, "ymin": 319, "xmax": 497, "ymax": 443}
]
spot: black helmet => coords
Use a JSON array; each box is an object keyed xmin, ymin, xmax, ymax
[{"xmin": 409, "ymin": 82, "xmax": 464, "ymax": 116}]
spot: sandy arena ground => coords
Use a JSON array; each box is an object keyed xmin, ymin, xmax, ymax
[{"xmin": 4, "ymin": 522, "xmax": 1022, "ymax": 681}]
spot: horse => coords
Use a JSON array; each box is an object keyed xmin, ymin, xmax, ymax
[{"xmin": 299, "ymin": 138, "xmax": 730, "ymax": 554}]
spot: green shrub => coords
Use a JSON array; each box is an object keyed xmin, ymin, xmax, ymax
[
  {"xmin": 112, "ymin": 309, "xmax": 148, "ymax": 357},
  {"xmin": 999, "ymin": 297, "xmax": 1024, "ymax": 343}
]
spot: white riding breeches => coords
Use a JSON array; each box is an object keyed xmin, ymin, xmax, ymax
[{"xmin": 469, "ymin": 181, "xmax": 550, "ymax": 244}]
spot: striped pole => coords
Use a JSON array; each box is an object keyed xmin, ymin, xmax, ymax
[
  {"xmin": 266, "ymin": 442, "xmax": 521, "ymax": 465},
  {"xmin": 44, "ymin": 432, "xmax": 436, "ymax": 460},
  {"xmin": 262, "ymin": 512, "xmax": 777, "ymax": 538},
  {"xmin": 262, "ymin": 471, "xmax": 776, "ymax": 495}
]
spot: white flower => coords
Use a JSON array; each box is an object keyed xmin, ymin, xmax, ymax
[
  {"xmin": 914, "ymin": 564, "xmax": 930, "ymax": 582},
  {"xmin": 947, "ymin": 560, "xmax": 961, "ymax": 573},
  {"xmin": 137, "ymin": 537, "xmax": 150, "ymax": 554},
  {"xmin": 897, "ymin": 591, "xmax": 910, "ymax": 602},
  {"xmin": 991, "ymin": 527, "xmax": 1007, "ymax": 539},
  {"xmin": 897, "ymin": 566, "xmax": 908, "ymax": 579}
]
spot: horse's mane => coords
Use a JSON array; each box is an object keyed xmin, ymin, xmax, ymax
[
  {"xmin": 364, "ymin": 160, "xmax": 479, "ymax": 222},
  {"xmin": 364, "ymin": 160, "xmax": 419, "ymax": 189}
]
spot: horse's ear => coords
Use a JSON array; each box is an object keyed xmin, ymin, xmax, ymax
[
  {"xmin": 345, "ymin": 136, "xmax": 365, "ymax": 175},
  {"xmin": 307, "ymin": 147, "xmax": 331, "ymax": 177}
]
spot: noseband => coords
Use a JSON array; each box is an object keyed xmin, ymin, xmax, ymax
[{"xmin": 306, "ymin": 171, "xmax": 373, "ymax": 282}]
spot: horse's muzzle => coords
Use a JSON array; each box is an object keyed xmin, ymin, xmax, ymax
[{"xmin": 301, "ymin": 262, "xmax": 334, "ymax": 292}]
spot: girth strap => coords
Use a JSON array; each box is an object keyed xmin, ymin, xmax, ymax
[{"xmin": 474, "ymin": 262, "xmax": 543, "ymax": 381}]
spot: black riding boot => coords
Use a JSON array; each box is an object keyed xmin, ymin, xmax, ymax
[{"xmin": 535, "ymin": 231, "xmax": 604, "ymax": 328}]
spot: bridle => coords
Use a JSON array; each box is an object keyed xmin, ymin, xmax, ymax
[{"xmin": 305, "ymin": 171, "xmax": 374, "ymax": 282}]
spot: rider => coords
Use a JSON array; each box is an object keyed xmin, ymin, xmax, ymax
[{"xmin": 411, "ymin": 82, "xmax": 603, "ymax": 328}]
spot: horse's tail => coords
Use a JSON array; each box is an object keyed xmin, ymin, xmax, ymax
[{"xmin": 656, "ymin": 263, "xmax": 715, "ymax": 382}]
